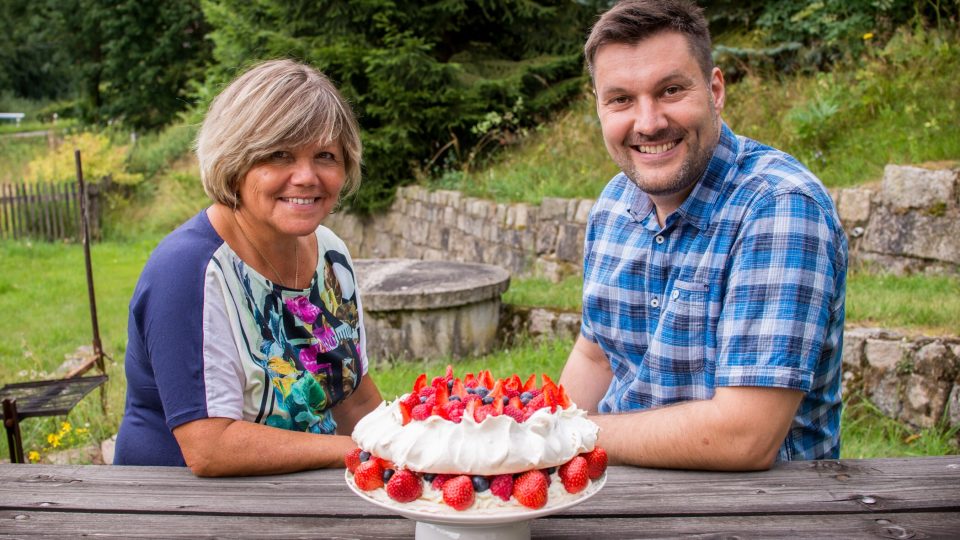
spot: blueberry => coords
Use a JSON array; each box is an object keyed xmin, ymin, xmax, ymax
[
  {"xmin": 502, "ymin": 396, "xmax": 510, "ymax": 405},
  {"xmin": 420, "ymin": 396, "xmax": 427, "ymax": 403},
  {"xmin": 476, "ymin": 387, "xmax": 489, "ymax": 397},
  {"xmin": 383, "ymin": 469, "xmax": 395, "ymax": 482},
  {"xmin": 471, "ymin": 476, "xmax": 490, "ymax": 492},
  {"xmin": 359, "ymin": 451, "xmax": 371, "ymax": 462},
  {"xmin": 546, "ymin": 466, "xmax": 557, "ymax": 475},
  {"xmin": 466, "ymin": 387, "xmax": 476, "ymax": 394},
  {"xmin": 481, "ymin": 396, "xmax": 493, "ymax": 405},
  {"xmin": 423, "ymin": 473, "xmax": 436, "ymax": 482},
  {"xmin": 520, "ymin": 391, "xmax": 533, "ymax": 404},
  {"xmin": 449, "ymin": 395, "xmax": 461, "ymax": 401},
  {"xmin": 447, "ymin": 379, "xmax": 454, "ymax": 390}
]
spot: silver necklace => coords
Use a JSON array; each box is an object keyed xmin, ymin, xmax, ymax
[{"xmin": 234, "ymin": 211, "xmax": 299, "ymax": 288}]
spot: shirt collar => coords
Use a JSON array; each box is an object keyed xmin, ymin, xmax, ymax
[{"xmin": 673, "ymin": 122, "xmax": 740, "ymax": 231}]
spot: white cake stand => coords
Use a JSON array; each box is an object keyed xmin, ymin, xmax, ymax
[{"xmin": 346, "ymin": 470, "xmax": 606, "ymax": 540}]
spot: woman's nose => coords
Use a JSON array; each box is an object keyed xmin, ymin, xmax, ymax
[{"xmin": 290, "ymin": 158, "xmax": 319, "ymax": 184}]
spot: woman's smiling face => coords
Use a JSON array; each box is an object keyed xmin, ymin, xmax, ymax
[
  {"xmin": 593, "ymin": 31, "xmax": 725, "ymax": 206},
  {"xmin": 237, "ymin": 140, "xmax": 346, "ymax": 240}
]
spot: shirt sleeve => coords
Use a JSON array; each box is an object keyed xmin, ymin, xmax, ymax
[{"xmin": 715, "ymin": 189, "xmax": 843, "ymax": 391}]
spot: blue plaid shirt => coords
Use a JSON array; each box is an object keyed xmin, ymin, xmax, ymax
[{"xmin": 582, "ymin": 123, "xmax": 847, "ymax": 461}]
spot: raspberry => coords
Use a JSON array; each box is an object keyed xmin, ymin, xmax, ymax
[
  {"xmin": 558, "ymin": 456, "xmax": 589, "ymax": 494},
  {"xmin": 419, "ymin": 386, "xmax": 437, "ymax": 397},
  {"xmin": 474, "ymin": 404, "xmax": 497, "ymax": 423},
  {"xmin": 411, "ymin": 403, "xmax": 432, "ymax": 421},
  {"xmin": 344, "ymin": 447, "xmax": 363, "ymax": 473},
  {"xmin": 401, "ymin": 392, "xmax": 420, "ymax": 409},
  {"xmin": 582, "ymin": 447, "xmax": 608, "ymax": 480},
  {"xmin": 443, "ymin": 400, "xmax": 465, "ymax": 423},
  {"xmin": 441, "ymin": 475, "xmax": 475, "ymax": 511},
  {"xmin": 512, "ymin": 470, "xmax": 548, "ymax": 509},
  {"xmin": 502, "ymin": 405, "xmax": 524, "ymax": 423},
  {"xmin": 353, "ymin": 459, "xmax": 384, "ymax": 491},
  {"xmin": 385, "ymin": 470, "xmax": 423, "ymax": 503},
  {"xmin": 489, "ymin": 474, "xmax": 513, "ymax": 502},
  {"xmin": 431, "ymin": 474, "xmax": 454, "ymax": 490}
]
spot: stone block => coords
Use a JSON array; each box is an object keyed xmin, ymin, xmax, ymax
[
  {"xmin": 841, "ymin": 331, "xmax": 866, "ymax": 372},
  {"xmin": 443, "ymin": 206, "xmax": 457, "ymax": 227},
  {"xmin": 868, "ymin": 372, "xmax": 902, "ymax": 420},
  {"xmin": 528, "ymin": 308, "xmax": 558, "ymax": 336},
  {"xmin": 914, "ymin": 341, "xmax": 955, "ymax": 380},
  {"xmin": 536, "ymin": 222, "xmax": 558, "ymax": 255},
  {"xmin": 540, "ymin": 198, "xmax": 568, "ymax": 220},
  {"xmin": 903, "ymin": 374, "xmax": 950, "ymax": 428},
  {"xmin": 948, "ymin": 384, "xmax": 960, "ymax": 428},
  {"xmin": 882, "ymin": 164, "xmax": 956, "ymax": 210},
  {"xmin": 834, "ymin": 187, "xmax": 874, "ymax": 224},
  {"xmin": 861, "ymin": 205, "xmax": 960, "ymax": 264},
  {"xmin": 496, "ymin": 203, "xmax": 508, "ymax": 225},
  {"xmin": 556, "ymin": 223, "xmax": 585, "ymax": 262},
  {"xmin": 864, "ymin": 338, "xmax": 905, "ymax": 370},
  {"xmin": 514, "ymin": 204, "xmax": 530, "ymax": 230},
  {"xmin": 574, "ymin": 199, "xmax": 594, "ymax": 224}
]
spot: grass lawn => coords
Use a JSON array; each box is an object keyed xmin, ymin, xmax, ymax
[{"xmin": 2, "ymin": 236, "xmax": 957, "ymax": 462}]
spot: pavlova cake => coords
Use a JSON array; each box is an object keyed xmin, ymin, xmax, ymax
[{"xmin": 346, "ymin": 366, "xmax": 607, "ymax": 512}]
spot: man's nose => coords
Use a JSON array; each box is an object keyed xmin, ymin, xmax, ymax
[{"xmin": 632, "ymin": 97, "xmax": 668, "ymax": 137}]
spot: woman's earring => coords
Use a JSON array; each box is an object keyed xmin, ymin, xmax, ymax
[{"xmin": 232, "ymin": 193, "xmax": 239, "ymax": 212}]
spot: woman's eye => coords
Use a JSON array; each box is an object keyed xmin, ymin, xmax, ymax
[
  {"xmin": 269, "ymin": 150, "xmax": 291, "ymax": 160},
  {"xmin": 316, "ymin": 151, "xmax": 338, "ymax": 161}
]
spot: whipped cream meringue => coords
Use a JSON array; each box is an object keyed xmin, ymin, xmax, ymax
[{"xmin": 352, "ymin": 396, "xmax": 599, "ymax": 475}]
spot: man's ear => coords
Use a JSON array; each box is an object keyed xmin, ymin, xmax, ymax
[{"xmin": 710, "ymin": 67, "xmax": 725, "ymax": 114}]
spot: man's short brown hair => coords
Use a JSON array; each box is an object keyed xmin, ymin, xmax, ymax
[{"xmin": 584, "ymin": 0, "xmax": 713, "ymax": 81}]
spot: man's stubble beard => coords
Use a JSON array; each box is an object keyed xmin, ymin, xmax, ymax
[{"xmin": 620, "ymin": 103, "xmax": 720, "ymax": 197}]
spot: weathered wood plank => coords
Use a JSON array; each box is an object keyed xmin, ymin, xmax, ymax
[
  {"xmin": 2, "ymin": 457, "xmax": 958, "ymax": 518},
  {"xmin": 2, "ymin": 510, "xmax": 957, "ymax": 539}
]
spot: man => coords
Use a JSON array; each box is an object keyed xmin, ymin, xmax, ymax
[{"xmin": 559, "ymin": 0, "xmax": 847, "ymax": 471}]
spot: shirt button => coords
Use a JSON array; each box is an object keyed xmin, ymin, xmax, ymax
[
  {"xmin": 655, "ymin": 235, "xmax": 665, "ymax": 244},
  {"xmin": 650, "ymin": 297, "xmax": 660, "ymax": 308},
  {"xmin": 671, "ymin": 290, "xmax": 680, "ymax": 300}
]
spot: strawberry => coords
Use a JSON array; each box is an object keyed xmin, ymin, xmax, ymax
[
  {"xmin": 503, "ymin": 405, "xmax": 524, "ymax": 423},
  {"xmin": 442, "ymin": 475, "xmax": 475, "ymax": 511},
  {"xmin": 489, "ymin": 474, "xmax": 514, "ymax": 502},
  {"xmin": 444, "ymin": 364, "xmax": 455, "ymax": 382},
  {"xmin": 557, "ymin": 384, "xmax": 572, "ymax": 409},
  {"xmin": 479, "ymin": 370, "xmax": 494, "ymax": 390},
  {"xmin": 431, "ymin": 473, "xmax": 454, "ymax": 490},
  {"xmin": 412, "ymin": 373, "xmax": 427, "ymax": 394},
  {"xmin": 399, "ymin": 401, "xmax": 413, "ymax": 425},
  {"xmin": 451, "ymin": 378, "xmax": 466, "ymax": 398},
  {"xmin": 411, "ymin": 403, "xmax": 432, "ymax": 421},
  {"xmin": 582, "ymin": 447, "xmax": 608, "ymax": 480},
  {"xmin": 344, "ymin": 447, "xmax": 363, "ymax": 473},
  {"xmin": 521, "ymin": 374, "xmax": 537, "ymax": 392},
  {"xmin": 385, "ymin": 470, "xmax": 423, "ymax": 503},
  {"xmin": 558, "ymin": 456, "xmax": 589, "ymax": 494},
  {"xmin": 401, "ymin": 392, "xmax": 420, "ymax": 409},
  {"xmin": 474, "ymin": 404, "xmax": 497, "ymax": 423},
  {"xmin": 463, "ymin": 373, "xmax": 478, "ymax": 388},
  {"xmin": 353, "ymin": 459, "xmax": 384, "ymax": 491},
  {"xmin": 512, "ymin": 470, "xmax": 548, "ymax": 509},
  {"xmin": 503, "ymin": 374, "xmax": 522, "ymax": 395}
]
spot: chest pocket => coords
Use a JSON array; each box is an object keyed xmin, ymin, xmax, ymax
[{"xmin": 645, "ymin": 280, "xmax": 709, "ymax": 374}]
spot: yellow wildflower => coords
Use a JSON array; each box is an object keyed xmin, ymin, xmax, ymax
[
  {"xmin": 863, "ymin": 32, "xmax": 874, "ymax": 41},
  {"xmin": 61, "ymin": 422, "xmax": 72, "ymax": 433},
  {"xmin": 28, "ymin": 451, "xmax": 41, "ymax": 463},
  {"xmin": 47, "ymin": 434, "xmax": 61, "ymax": 448}
]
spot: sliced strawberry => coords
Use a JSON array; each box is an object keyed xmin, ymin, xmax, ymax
[
  {"xmin": 451, "ymin": 378, "xmax": 466, "ymax": 398},
  {"xmin": 435, "ymin": 382, "xmax": 449, "ymax": 407},
  {"xmin": 412, "ymin": 373, "xmax": 427, "ymax": 394},
  {"xmin": 503, "ymin": 374, "xmax": 522, "ymax": 394},
  {"xmin": 399, "ymin": 402, "xmax": 413, "ymax": 425},
  {"xmin": 479, "ymin": 370, "xmax": 494, "ymax": 390},
  {"xmin": 463, "ymin": 372, "xmax": 478, "ymax": 388},
  {"xmin": 490, "ymin": 474, "xmax": 514, "ymax": 501},
  {"xmin": 353, "ymin": 459, "xmax": 384, "ymax": 491},
  {"xmin": 474, "ymin": 404, "xmax": 497, "ymax": 423},
  {"xmin": 582, "ymin": 447, "xmax": 608, "ymax": 480},
  {"xmin": 508, "ymin": 396, "xmax": 523, "ymax": 410},
  {"xmin": 442, "ymin": 475, "xmax": 475, "ymax": 511},
  {"xmin": 401, "ymin": 392, "xmax": 420, "ymax": 410},
  {"xmin": 444, "ymin": 364, "xmax": 455, "ymax": 382},
  {"xmin": 557, "ymin": 384, "xmax": 572, "ymax": 409},
  {"xmin": 541, "ymin": 373, "xmax": 558, "ymax": 390},
  {"xmin": 344, "ymin": 447, "xmax": 363, "ymax": 473},
  {"xmin": 521, "ymin": 374, "xmax": 537, "ymax": 392},
  {"xmin": 558, "ymin": 456, "xmax": 589, "ymax": 494},
  {"xmin": 386, "ymin": 469, "xmax": 423, "ymax": 503},
  {"xmin": 512, "ymin": 470, "xmax": 548, "ymax": 509}
]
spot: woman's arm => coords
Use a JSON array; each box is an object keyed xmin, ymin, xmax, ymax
[
  {"xmin": 332, "ymin": 375, "xmax": 383, "ymax": 436},
  {"xmin": 173, "ymin": 417, "xmax": 357, "ymax": 477}
]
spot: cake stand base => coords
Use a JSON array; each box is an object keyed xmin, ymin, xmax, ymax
[{"xmin": 415, "ymin": 519, "xmax": 531, "ymax": 540}]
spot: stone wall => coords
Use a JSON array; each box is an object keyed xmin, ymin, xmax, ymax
[
  {"xmin": 327, "ymin": 163, "xmax": 960, "ymax": 280},
  {"xmin": 499, "ymin": 306, "xmax": 960, "ymax": 437}
]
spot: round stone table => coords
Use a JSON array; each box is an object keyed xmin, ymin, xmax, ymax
[{"xmin": 353, "ymin": 259, "xmax": 511, "ymax": 363}]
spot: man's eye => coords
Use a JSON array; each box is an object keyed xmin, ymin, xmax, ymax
[
  {"xmin": 664, "ymin": 86, "xmax": 681, "ymax": 96},
  {"xmin": 609, "ymin": 96, "xmax": 630, "ymax": 105}
]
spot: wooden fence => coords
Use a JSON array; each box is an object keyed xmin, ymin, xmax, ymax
[{"xmin": 0, "ymin": 181, "xmax": 104, "ymax": 242}]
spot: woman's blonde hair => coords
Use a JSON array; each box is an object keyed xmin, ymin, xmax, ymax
[{"xmin": 196, "ymin": 59, "xmax": 362, "ymax": 207}]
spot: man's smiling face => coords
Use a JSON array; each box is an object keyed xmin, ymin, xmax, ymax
[{"xmin": 594, "ymin": 31, "xmax": 725, "ymax": 207}]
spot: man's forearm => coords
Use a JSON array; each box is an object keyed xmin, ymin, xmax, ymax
[
  {"xmin": 559, "ymin": 336, "xmax": 613, "ymax": 413},
  {"xmin": 590, "ymin": 387, "xmax": 803, "ymax": 471}
]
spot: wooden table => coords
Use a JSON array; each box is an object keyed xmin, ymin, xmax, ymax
[{"xmin": 2, "ymin": 456, "xmax": 959, "ymax": 538}]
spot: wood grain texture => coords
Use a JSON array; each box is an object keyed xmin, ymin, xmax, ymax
[{"xmin": 2, "ymin": 510, "xmax": 957, "ymax": 539}]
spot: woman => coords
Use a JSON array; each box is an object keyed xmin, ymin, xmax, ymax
[{"xmin": 114, "ymin": 59, "xmax": 382, "ymax": 476}]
